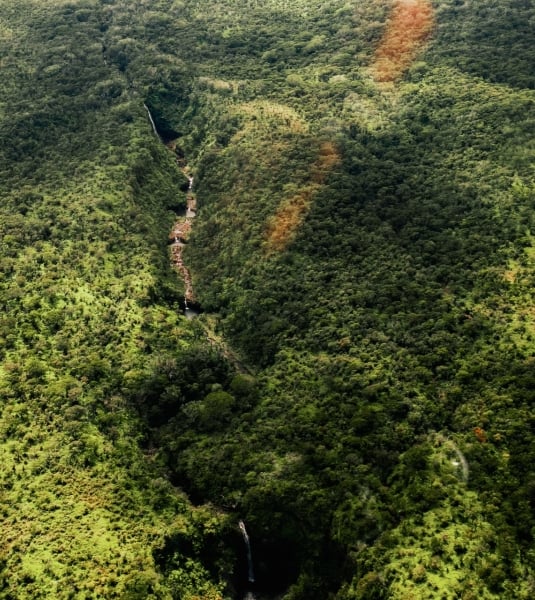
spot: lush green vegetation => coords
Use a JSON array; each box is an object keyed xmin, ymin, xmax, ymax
[
  {"xmin": 0, "ymin": 1, "xmax": 230, "ymax": 598},
  {"xmin": 1, "ymin": 0, "xmax": 534, "ymax": 598}
]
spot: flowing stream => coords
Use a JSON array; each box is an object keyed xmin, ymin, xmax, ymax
[
  {"xmin": 169, "ymin": 174, "xmax": 197, "ymax": 313},
  {"xmin": 145, "ymin": 105, "xmax": 266, "ymax": 597},
  {"xmin": 143, "ymin": 105, "xmax": 196, "ymax": 315},
  {"xmin": 143, "ymin": 104, "xmax": 198, "ymax": 315}
]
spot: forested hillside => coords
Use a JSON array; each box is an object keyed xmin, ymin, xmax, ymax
[{"xmin": 0, "ymin": 1, "xmax": 534, "ymax": 599}]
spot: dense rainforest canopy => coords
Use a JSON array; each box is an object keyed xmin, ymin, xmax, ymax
[{"xmin": 0, "ymin": 1, "xmax": 534, "ymax": 599}]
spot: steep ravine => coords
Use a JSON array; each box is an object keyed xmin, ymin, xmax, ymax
[
  {"xmin": 144, "ymin": 103, "xmax": 199, "ymax": 315},
  {"xmin": 144, "ymin": 105, "xmax": 272, "ymax": 599}
]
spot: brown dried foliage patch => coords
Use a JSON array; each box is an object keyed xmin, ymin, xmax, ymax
[
  {"xmin": 265, "ymin": 142, "xmax": 341, "ymax": 252},
  {"xmin": 372, "ymin": 0, "xmax": 434, "ymax": 83}
]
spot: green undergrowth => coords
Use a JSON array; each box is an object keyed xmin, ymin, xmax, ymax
[{"xmin": 0, "ymin": 1, "xmax": 233, "ymax": 598}]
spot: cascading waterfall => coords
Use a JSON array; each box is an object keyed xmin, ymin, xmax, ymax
[
  {"xmin": 143, "ymin": 100, "xmax": 200, "ymax": 319},
  {"xmin": 143, "ymin": 103, "xmax": 160, "ymax": 139},
  {"xmin": 239, "ymin": 520, "xmax": 255, "ymax": 584},
  {"xmin": 181, "ymin": 174, "xmax": 198, "ymax": 318},
  {"xmin": 147, "ymin": 103, "xmax": 260, "ymax": 595}
]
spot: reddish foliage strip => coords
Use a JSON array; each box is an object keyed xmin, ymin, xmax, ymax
[
  {"xmin": 473, "ymin": 427, "xmax": 488, "ymax": 443},
  {"xmin": 265, "ymin": 142, "xmax": 341, "ymax": 252},
  {"xmin": 372, "ymin": 0, "xmax": 434, "ymax": 83}
]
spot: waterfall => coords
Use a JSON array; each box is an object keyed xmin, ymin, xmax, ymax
[
  {"xmin": 143, "ymin": 103, "xmax": 160, "ymax": 139},
  {"xmin": 239, "ymin": 520, "xmax": 255, "ymax": 584}
]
